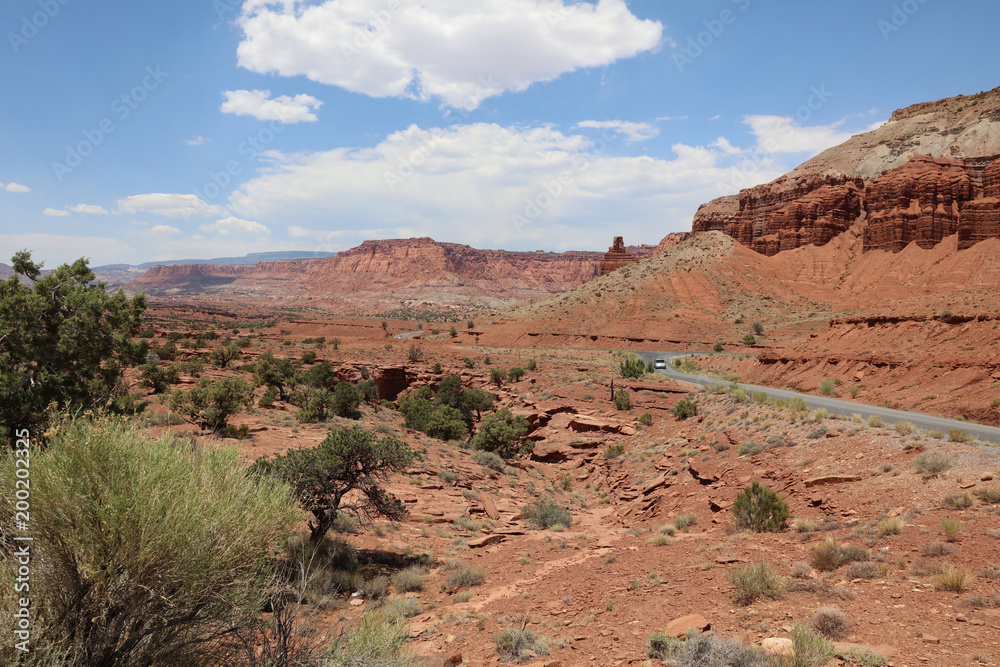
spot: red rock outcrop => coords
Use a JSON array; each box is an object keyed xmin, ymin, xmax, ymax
[
  {"xmin": 598, "ymin": 236, "xmax": 636, "ymax": 275},
  {"xmin": 654, "ymin": 231, "xmax": 693, "ymax": 255},
  {"xmin": 864, "ymin": 155, "xmax": 976, "ymax": 252},
  {"xmin": 720, "ymin": 174, "xmax": 864, "ymax": 256},
  {"xmin": 958, "ymin": 157, "xmax": 1000, "ymax": 249},
  {"xmin": 691, "ymin": 86, "xmax": 1000, "ymax": 256}
]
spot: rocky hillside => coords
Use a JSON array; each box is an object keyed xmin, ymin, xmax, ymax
[
  {"xmin": 694, "ymin": 86, "xmax": 1000, "ymax": 255},
  {"xmin": 127, "ymin": 237, "xmax": 610, "ymax": 311}
]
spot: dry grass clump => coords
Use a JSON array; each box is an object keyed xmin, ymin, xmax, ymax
[
  {"xmin": 942, "ymin": 492, "xmax": 974, "ymax": 510},
  {"xmin": 647, "ymin": 533, "xmax": 672, "ymax": 546},
  {"xmin": 790, "ymin": 561, "xmax": 813, "ymax": 579},
  {"xmin": 794, "ymin": 517, "xmax": 819, "ymax": 533},
  {"xmin": 729, "ymin": 559, "xmax": 784, "ymax": 605},
  {"xmin": 810, "ymin": 606, "xmax": 852, "ymax": 640},
  {"xmin": 844, "ymin": 561, "xmax": 884, "ymax": 580},
  {"xmin": 973, "ymin": 486, "xmax": 1000, "ymax": 504},
  {"xmin": 940, "ymin": 518, "xmax": 963, "ymax": 542},
  {"xmin": 810, "ymin": 536, "xmax": 870, "ymax": 572},
  {"xmin": 935, "ymin": 564, "xmax": 972, "ymax": 592},
  {"xmin": 390, "ymin": 566, "xmax": 424, "ymax": 592},
  {"xmin": 921, "ymin": 541, "xmax": 956, "ymax": 557},
  {"xmin": 445, "ymin": 564, "xmax": 485, "ymax": 589},
  {"xmin": 876, "ymin": 516, "xmax": 904, "ymax": 536},
  {"xmin": 913, "ymin": 452, "xmax": 955, "ymax": 478}
]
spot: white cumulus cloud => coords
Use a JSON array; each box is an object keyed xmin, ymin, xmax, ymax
[
  {"xmin": 200, "ymin": 215, "xmax": 271, "ymax": 237},
  {"xmin": 227, "ymin": 122, "xmax": 785, "ymax": 252},
  {"xmin": 236, "ymin": 0, "xmax": 663, "ymax": 110},
  {"xmin": 117, "ymin": 193, "xmax": 227, "ymax": 219},
  {"xmin": 42, "ymin": 208, "xmax": 70, "ymax": 217},
  {"xmin": 576, "ymin": 120, "xmax": 659, "ymax": 143},
  {"xmin": 5, "ymin": 182, "xmax": 31, "ymax": 193},
  {"xmin": 742, "ymin": 115, "xmax": 856, "ymax": 155},
  {"xmin": 67, "ymin": 204, "xmax": 110, "ymax": 215},
  {"xmin": 149, "ymin": 225, "xmax": 183, "ymax": 236},
  {"xmin": 220, "ymin": 89, "xmax": 323, "ymax": 123}
]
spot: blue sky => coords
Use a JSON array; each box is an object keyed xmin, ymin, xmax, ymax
[{"xmin": 1, "ymin": 0, "xmax": 998, "ymax": 266}]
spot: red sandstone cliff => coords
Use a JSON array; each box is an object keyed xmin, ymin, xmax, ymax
[
  {"xmin": 692, "ymin": 86, "xmax": 1000, "ymax": 256},
  {"xmin": 127, "ymin": 238, "xmax": 605, "ymax": 310}
]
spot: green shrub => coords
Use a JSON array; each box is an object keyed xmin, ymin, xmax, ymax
[
  {"xmin": 461, "ymin": 357, "xmax": 476, "ymax": 368},
  {"xmin": 604, "ymin": 443, "xmax": 625, "ymax": 459},
  {"xmin": 941, "ymin": 518, "xmax": 963, "ymax": 542},
  {"xmin": 508, "ymin": 366, "xmax": 526, "ymax": 383},
  {"xmin": 300, "ymin": 350, "xmax": 317, "ymax": 364},
  {"xmin": 713, "ymin": 342, "xmax": 724, "ymax": 353},
  {"xmin": 170, "ymin": 376, "xmax": 253, "ymax": 433},
  {"xmin": 620, "ymin": 353, "xmax": 646, "ymax": 379},
  {"xmin": 251, "ymin": 425, "xmax": 416, "ymax": 543},
  {"xmin": 729, "ymin": 559, "xmax": 784, "ymax": 605},
  {"xmin": 407, "ymin": 343, "xmax": 424, "ymax": 362},
  {"xmin": 646, "ymin": 632, "xmax": 681, "ymax": 660},
  {"xmin": 819, "ymin": 379, "xmax": 836, "ymax": 396},
  {"xmin": 467, "ymin": 320, "xmax": 474, "ymax": 329},
  {"xmin": 258, "ymin": 385, "xmax": 279, "ymax": 408},
  {"xmin": 470, "ymin": 407, "xmax": 529, "ymax": 458},
  {"xmin": 521, "ymin": 500, "xmax": 572, "ymax": 529},
  {"xmin": 674, "ymin": 513, "xmax": 698, "ymax": 530},
  {"xmin": 332, "ymin": 381, "xmax": 362, "ymax": 419},
  {"xmin": 613, "ymin": 389, "xmax": 632, "ymax": 411},
  {"xmin": 752, "ymin": 322, "xmax": 764, "ymax": 335},
  {"xmin": 210, "ymin": 339, "xmax": 242, "ymax": 368},
  {"xmin": 0, "ymin": 417, "xmax": 300, "ymax": 665},
  {"xmin": 732, "ymin": 481, "xmax": 790, "ymax": 532},
  {"xmin": 638, "ymin": 412, "xmax": 653, "ymax": 426},
  {"xmin": 742, "ymin": 334, "xmax": 756, "ymax": 346},
  {"xmin": 449, "ymin": 326, "xmax": 458, "ymax": 338},
  {"xmin": 296, "ymin": 388, "xmax": 333, "ymax": 423},
  {"xmin": 489, "ymin": 367, "xmax": 507, "ymax": 388},
  {"xmin": 432, "ymin": 362, "xmax": 442, "ymax": 374},
  {"xmin": 425, "ymin": 405, "xmax": 468, "ymax": 441},
  {"xmin": 139, "ymin": 363, "xmax": 180, "ymax": 393},
  {"xmin": 527, "ymin": 359, "xmax": 537, "ymax": 371},
  {"xmin": 673, "ymin": 398, "xmax": 698, "ymax": 420}
]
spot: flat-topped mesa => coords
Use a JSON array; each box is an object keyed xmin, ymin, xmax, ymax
[{"xmin": 599, "ymin": 236, "xmax": 637, "ymax": 275}]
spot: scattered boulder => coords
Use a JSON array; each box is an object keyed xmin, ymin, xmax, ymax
[{"xmin": 760, "ymin": 637, "xmax": 794, "ymax": 657}]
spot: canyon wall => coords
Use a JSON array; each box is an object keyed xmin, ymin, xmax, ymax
[{"xmin": 692, "ymin": 86, "xmax": 1000, "ymax": 256}]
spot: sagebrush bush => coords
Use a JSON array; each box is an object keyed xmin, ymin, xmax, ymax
[
  {"xmin": 729, "ymin": 559, "xmax": 784, "ymax": 605},
  {"xmin": 446, "ymin": 564, "xmax": 485, "ymax": 589},
  {"xmin": 844, "ymin": 561, "xmax": 883, "ymax": 580},
  {"xmin": 914, "ymin": 452, "xmax": 955, "ymax": 477},
  {"xmin": 792, "ymin": 624, "xmax": 837, "ymax": 666},
  {"xmin": 646, "ymin": 632, "xmax": 680, "ymax": 660},
  {"xmin": 731, "ymin": 481, "xmax": 790, "ymax": 532},
  {"xmin": 327, "ymin": 612, "xmax": 413, "ymax": 667},
  {"xmin": 614, "ymin": 389, "xmax": 632, "ymax": 411},
  {"xmin": 974, "ymin": 486, "xmax": 1000, "ymax": 504},
  {"xmin": 810, "ymin": 536, "xmax": 870, "ymax": 572},
  {"xmin": 943, "ymin": 492, "xmax": 974, "ymax": 510},
  {"xmin": 471, "ymin": 449, "xmax": 506, "ymax": 472},
  {"xmin": 522, "ymin": 499, "xmax": 572, "ymax": 529},
  {"xmin": 0, "ymin": 417, "xmax": 301, "ymax": 666},
  {"xmin": 922, "ymin": 541, "xmax": 956, "ymax": 557},
  {"xmin": 494, "ymin": 629, "xmax": 549, "ymax": 662},
  {"xmin": 391, "ymin": 566, "xmax": 424, "ymax": 593},
  {"xmin": 662, "ymin": 631, "xmax": 769, "ymax": 667},
  {"xmin": 810, "ymin": 606, "xmax": 852, "ymax": 640}
]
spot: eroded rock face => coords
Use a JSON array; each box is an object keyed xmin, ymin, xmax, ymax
[
  {"xmin": 691, "ymin": 86, "xmax": 1000, "ymax": 255},
  {"xmin": 599, "ymin": 236, "xmax": 637, "ymax": 275},
  {"xmin": 864, "ymin": 155, "xmax": 975, "ymax": 252}
]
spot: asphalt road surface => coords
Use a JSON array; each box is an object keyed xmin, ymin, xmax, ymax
[{"xmin": 634, "ymin": 351, "xmax": 1000, "ymax": 444}]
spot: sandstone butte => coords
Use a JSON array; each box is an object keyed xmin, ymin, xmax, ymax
[
  {"xmin": 598, "ymin": 236, "xmax": 636, "ymax": 276},
  {"xmin": 693, "ymin": 85, "xmax": 1000, "ymax": 255}
]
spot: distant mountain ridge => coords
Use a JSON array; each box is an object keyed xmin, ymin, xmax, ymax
[{"xmin": 92, "ymin": 251, "xmax": 337, "ymax": 287}]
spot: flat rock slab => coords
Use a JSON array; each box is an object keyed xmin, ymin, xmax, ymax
[
  {"xmin": 804, "ymin": 474, "xmax": 862, "ymax": 487},
  {"xmin": 467, "ymin": 534, "xmax": 505, "ymax": 548},
  {"xmin": 664, "ymin": 613, "xmax": 711, "ymax": 638}
]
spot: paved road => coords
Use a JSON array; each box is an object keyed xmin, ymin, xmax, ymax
[{"xmin": 634, "ymin": 351, "xmax": 1000, "ymax": 444}]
